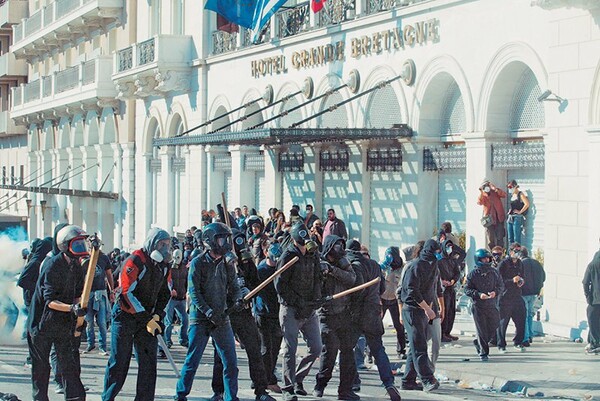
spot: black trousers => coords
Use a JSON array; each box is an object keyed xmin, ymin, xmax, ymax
[
  {"xmin": 28, "ymin": 331, "xmax": 85, "ymax": 401},
  {"xmin": 381, "ymin": 299, "xmax": 405, "ymax": 353},
  {"xmin": 315, "ymin": 312, "xmax": 356, "ymax": 394},
  {"xmin": 497, "ymin": 297, "xmax": 526, "ymax": 348},
  {"xmin": 472, "ymin": 305, "xmax": 499, "ymax": 357},
  {"xmin": 441, "ymin": 287, "xmax": 457, "ymax": 337},
  {"xmin": 401, "ymin": 306, "xmax": 435, "ymax": 384},
  {"xmin": 213, "ymin": 309, "xmax": 268, "ymax": 395},
  {"xmin": 255, "ymin": 314, "xmax": 283, "ymax": 385},
  {"xmin": 587, "ymin": 304, "xmax": 600, "ymax": 348}
]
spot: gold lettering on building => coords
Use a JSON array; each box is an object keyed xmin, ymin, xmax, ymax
[
  {"xmin": 251, "ymin": 55, "xmax": 287, "ymax": 78},
  {"xmin": 290, "ymin": 41, "xmax": 345, "ymax": 70}
]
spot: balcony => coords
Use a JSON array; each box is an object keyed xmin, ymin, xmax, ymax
[
  {"xmin": 10, "ymin": 55, "xmax": 117, "ymax": 124},
  {"xmin": 11, "ymin": 0, "xmax": 123, "ymax": 62},
  {"xmin": 210, "ymin": 0, "xmax": 429, "ymax": 55},
  {"xmin": 0, "ymin": 110, "xmax": 26, "ymax": 135},
  {"xmin": 0, "ymin": 0, "xmax": 28, "ymax": 28},
  {"xmin": 0, "ymin": 52, "xmax": 27, "ymax": 83},
  {"xmin": 112, "ymin": 35, "xmax": 193, "ymax": 99}
]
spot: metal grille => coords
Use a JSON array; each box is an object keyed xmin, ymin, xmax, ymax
[
  {"xmin": 441, "ymin": 82, "xmax": 466, "ymax": 135},
  {"xmin": 492, "ymin": 140, "xmax": 545, "ymax": 170},
  {"xmin": 241, "ymin": 22, "xmax": 270, "ymax": 47},
  {"xmin": 276, "ymin": 3, "xmax": 310, "ymax": 39},
  {"xmin": 117, "ymin": 47, "xmax": 133, "ymax": 72},
  {"xmin": 367, "ymin": 147, "xmax": 402, "ymax": 172},
  {"xmin": 244, "ymin": 153, "xmax": 265, "ymax": 171},
  {"xmin": 423, "ymin": 145, "xmax": 467, "ymax": 171},
  {"xmin": 213, "ymin": 154, "xmax": 232, "ymax": 171},
  {"xmin": 319, "ymin": 91, "xmax": 348, "ymax": 128},
  {"xmin": 365, "ymin": 85, "xmax": 401, "ymax": 128},
  {"xmin": 82, "ymin": 60, "xmax": 95, "ymax": 85},
  {"xmin": 172, "ymin": 157, "xmax": 186, "ymax": 173},
  {"xmin": 279, "ymin": 151, "xmax": 304, "ymax": 172},
  {"xmin": 149, "ymin": 158, "xmax": 162, "ymax": 173},
  {"xmin": 280, "ymin": 97, "xmax": 303, "ymax": 128},
  {"xmin": 366, "ymin": 0, "xmax": 398, "ymax": 14},
  {"xmin": 24, "ymin": 80, "xmax": 40, "ymax": 103},
  {"xmin": 55, "ymin": 65, "xmax": 79, "ymax": 93},
  {"xmin": 320, "ymin": 149, "xmax": 349, "ymax": 171},
  {"xmin": 138, "ymin": 38, "xmax": 156, "ymax": 66},
  {"xmin": 212, "ymin": 31, "xmax": 237, "ymax": 55},
  {"xmin": 317, "ymin": 0, "xmax": 356, "ymax": 27},
  {"xmin": 510, "ymin": 69, "xmax": 545, "ymax": 131}
]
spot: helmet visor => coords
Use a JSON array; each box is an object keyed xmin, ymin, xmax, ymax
[
  {"xmin": 69, "ymin": 237, "xmax": 89, "ymax": 257},
  {"xmin": 216, "ymin": 235, "xmax": 232, "ymax": 249}
]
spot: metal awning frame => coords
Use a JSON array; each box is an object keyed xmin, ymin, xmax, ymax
[
  {"xmin": 0, "ymin": 183, "xmax": 119, "ymax": 200},
  {"xmin": 154, "ymin": 126, "xmax": 413, "ymax": 148}
]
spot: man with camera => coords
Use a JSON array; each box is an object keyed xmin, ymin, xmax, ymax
[{"xmin": 477, "ymin": 179, "xmax": 507, "ymax": 250}]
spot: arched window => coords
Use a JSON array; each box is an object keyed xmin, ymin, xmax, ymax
[
  {"xmin": 510, "ymin": 69, "xmax": 545, "ymax": 132},
  {"xmin": 440, "ymin": 81, "xmax": 466, "ymax": 136},
  {"xmin": 319, "ymin": 91, "xmax": 347, "ymax": 128},
  {"xmin": 365, "ymin": 84, "xmax": 401, "ymax": 128}
]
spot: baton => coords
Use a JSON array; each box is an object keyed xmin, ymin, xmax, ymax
[
  {"xmin": 243, "ymin": 256, "xmax": 299, "ymax": 301},
  {"xmin": 329, "ymin": 277, "xmax": 381, "ymax": 301},
  {"xmin": 157, "ymin": 334, "xmax": 180, "ymax": 377},
  {"xmin": 75, "ymin": 235, "xmax": 101, "ymax": 336}
]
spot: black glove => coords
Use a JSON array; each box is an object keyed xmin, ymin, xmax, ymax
[
  {"xmin": 320, "ymin": 261, "xmax": 331, "ymax": 275},
  {"xmin": 231, "ymin": 298, "xmax": 250, "ymax": 313},
  {"xmin": 210, "ymin": 313, "xmax": 227, "ymax": 327},
  {"xmin": 70, "ymin": 303, "xmax": 87, "ymax": 317},
  {"xmin": 311, "ymin": 296, "xmax": 331, "ymax": 309},
  {"xmin": 338, "ymin": 257, "xmax": 351, "ymax": 270}
]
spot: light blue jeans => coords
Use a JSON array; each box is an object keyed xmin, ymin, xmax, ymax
[
  {"xmin": 522, "ymin": 295, "xmax": 536, "ymax": 342},
  {"xmin": 86, "ymin": 290, "xmax": 108, "ymax": 350},
  {"xmin": 164, "ymin": 298, "xmax": 189, "ymax": 345},
  {"xmin": 507, "ymin": 214, "xmax": 524, "ymax": 245}
]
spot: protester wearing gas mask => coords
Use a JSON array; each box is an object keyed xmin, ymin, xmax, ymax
[
  {"xmin": 275, "ymin": 222, "xmax": 322, "ymax": 401},
  {"xmin": 496, "ymin": 243, "xmax": 527, "ymax": 353},
  {"xmin": 102, "ymin": 228, "xmax": 172, "ymax": 401},
  {"xmin": 255, "ymin": 242, "xmax": 285, "ymax": 394},
  {"xmin": 175, "ymin": 222, "xmax": 242, "ymax": 401},
  {"xmin": 162, "ymin": 248, "xmax": 189, "ymax": 350},
  {"xmin": 379, "ymin": 246, "xmax": 406, "ymax": 358},
  {"xmin": 211, "ymin": 228, "xmax": 276, "ymax": 401},
  {"xmin": 27, "ymin": 225, "xmax": 90, "ymax": 401},
  {"xmin": 438, "ymin": 239, "xmax": 466, "ymax": 342},
  {"xmin": 397, "ymin": 239, "xmax": 442, "ymax": 393},
  {"xmin": 312, "ymin": 235, "xmax": 357, "ymax": 400},
  {"xmin": 477, "ymin": 179, "xmax": 507, "ymax": 250}
]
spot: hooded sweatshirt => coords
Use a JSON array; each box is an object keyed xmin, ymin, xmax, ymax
[
  {"xmin": 398, "ymin": 239, "xmax": 441, "ymax": 308},
  {"xmin": 319, "ymin": 235, "xmax": 356, "ymax": 316},
  {"xmin": 465, "ymin": 264, "xmax": 504, "ymax": 308},
  {"xmin": 583, "ymin": 251, "xmax": 600, "ymax": 305},
  {"xmin": 117, "ymin": 228, "xmax": 171, "ymax": 320},
  {"xmin": 18, "ymin": 237, "xmax": 53, "ymax": 295},
  {"xmin": 437, "ymin": 239, "xmax": 464, "ymax": 288}
]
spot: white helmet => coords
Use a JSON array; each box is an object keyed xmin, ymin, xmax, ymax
[{"xmin": 56, "ymin": 225, "xmax": 89, "ymax": 257}]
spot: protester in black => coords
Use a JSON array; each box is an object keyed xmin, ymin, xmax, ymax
[
  {"xmin": 465, "ymin": 249, "xmax": 503, "ymax": 361},
  {"xmin": 438, "ymin": 239, "xmax": 465, "ymax": 342},
  {"xmin": 519, "ymin": 247, "xmax": 545, "ymax": 346},
  {"xmin": 583, "ymin": 242, "xmax": 600, "ymax": 354}
]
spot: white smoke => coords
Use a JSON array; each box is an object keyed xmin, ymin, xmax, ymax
[{"xmin": 0, "ymin": 226, "xmax": 29, "ymax": 344}]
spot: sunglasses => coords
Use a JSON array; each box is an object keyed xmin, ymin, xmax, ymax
[{"xmin": 492, "ymin": 253, "xmax": 502, "ymax": 257}]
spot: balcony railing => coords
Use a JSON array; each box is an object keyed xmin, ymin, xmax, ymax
[
  {"xmin": 241, "ymin": 22, "xmax": 271, "ymax": 48},
  {"xmin": 316, "ymin": 0, "xmax": 356, "ymax": 27},
  {"xmin": 11, "ymin": 0, "xmax": 123, "ymax": 59},
  {"xmin": 212, "ymin": 30, "xmax": 238, "ymax": 55},
  {"xmin": 11, "ymin": 55, "xmax": 114, "ymax": 110},
  {"xmin": 276, "ymin": 3, "xmax": 310, "ymax": 39}
]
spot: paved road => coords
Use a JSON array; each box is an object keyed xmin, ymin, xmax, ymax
[{"xmin": 0, "ymin": 313, "xmax": 597, "ymax": 401}]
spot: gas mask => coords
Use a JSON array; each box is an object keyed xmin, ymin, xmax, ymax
[
  {"xmin": 151, "ymin": 241, "xmax": 172, "ymax": 264},
  {"xmin": 305, "ymin": 240, "xmax": 318, "ymax": 254},
  {"xmin": 329, "ymin": 242, "xmax": 346, "ymax": 261},
  {"xmin": 445, "ymin": 245, "xmax": 453, "ymax": 256},
  {"xmin": 435, "ymin": 252, "xmax": 443, "ymax": 261}
]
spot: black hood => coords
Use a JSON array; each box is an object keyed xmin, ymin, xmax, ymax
[
  {"xmin": 30, "ymin": 237, "xmax": 53, "ymax": 263},
  {"xmin": 346, "ymin": 239, "xmax": 361, "ymax": 252},
  {"xmin": 442, "ymin": 239, "xmax": 455, "ymax": 257},
  {"xmin": 419, "ymin": 239, "xmax": 441, "ymax": 262},
  {"xmin": 322, "ymin": 234, "xmax": 344, "ymax": 259},
  {"xmin": 51, "ymin": 223, "xmax": 69, "ymax": 256}
]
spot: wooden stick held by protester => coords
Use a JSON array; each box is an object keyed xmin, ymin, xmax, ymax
[
  {"xmin": 330, "ymin": 277, "xmax": 381, "ymax": 300},
  {"xmin": 243, "ymin": 256, "xmax": 299, "ymax": 301},
  {"xmin": 221, "ymin": 192, "xmax": 231, "ymax": 227},
  {"xmin": 75, "ymin": 234, "xmax": 101, "ymax": 336}
]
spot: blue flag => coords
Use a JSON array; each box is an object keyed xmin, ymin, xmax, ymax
[{"xmin": 205, "ymin": 0, "xmax": 288, "ymax": 41}]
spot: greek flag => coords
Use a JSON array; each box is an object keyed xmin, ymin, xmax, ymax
[{"xmin": 205, "ymin": 0, "xmax": 288, "ymax": 42}]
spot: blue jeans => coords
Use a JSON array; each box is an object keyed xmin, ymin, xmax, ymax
[
  {"xmin": 164, "ymin": 299, "xmax": 189, "ymax": 345},
  {"xmin": 354, "ymin": 335, "xmax": 366, "ymax": 368},
  {"xmin": 86, "ymin": 291, "xmax": 108, "ymax": 350},
  {"xmin": 522, "ymin": 295, "xmax": 536, "ymax": 342},
  {"xmin": 175, "ymin": 323, "xmax": 239, "ymax": 401},
  {"xmin": 507, "ymin": 214, "xmax": 524, "ymax": 245}
]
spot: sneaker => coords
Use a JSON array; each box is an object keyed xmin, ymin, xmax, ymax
[
  {"xmin": 521, "ymin": 341, "xmax": 531, "ymax": 347},
  {"xmin": 400, "ymin": 381, "xmax": 423, "ymax": 391},
  {"xmin": 480, "ymin": 354, "xmax": 489, "ymax": 361},
  {"xmin": 498, "ymin": 347, "xmax": 507, "ymax": 354},
  {"xmin": 514, "ymin": 344, "xmax": 526, "ymax": 352},
  {"xmin": 99, "ymin": 348, "xmax": 108, "ymax": 356},
  {"xmin": 397, "ymin": 350, "xmax": 407, "ymax": 360},
  {"xmin": 256, "ymin": 393, "xmax": 277, "ymax": 401},
  {"xmin": 54, "ymin": 383, "xmax": 65, "ymax": 394},
  {"xmin": 82, "ymin": 345, "xmax": 96, "ymax": 354},
  {"xmin": 422, "ymin": 379, "xmax": 440, "ymax": 392},
  {"xmin": 449, "ymin": 335, "xmax": 459, "ymax": 341},
  {"xmin": 209, "ymin": 393, "xmax": 224, "ymax": 401},
  {"xmin": 158, "ymin": 350, "xmax": 167, "ymax": 359},
  {"xmin": 179, "ymin": 340, "xmax": 189, "ymax": 348},
  {"xmin": 166, "ymin": 341, "xmax": 173, "ymax": 348},
  {"xmin": 585, "ymin": 345, "xmax": 600, "ymax": 354},
  {"xmin": 385, "ymin": 386, "xmax": 402, "ymax": 401},
  {"xmin": 267, "ymin": 384, "xmax": 282, "ymax": 394},
  {"xmin": 441, "ymin": 335, "xmax": 453, "ymax": 343},
  {"xmin": 351, "ymin": 384, "xmax": 360, "ymax": 392},
  {"xmin": 337, "ymin": 390, "xmax": 360, "ymax": 400},
  {"xmin": 282, "ymin": 391, "xmax": 298, "ymax": 401},
  {"xmin": 294, "ymin": 383, "xmax": 307, "ymax": 396},
  {"xmin": 473, "ymin": 339, "xmax": 481, "ymax": 355},
  {"xmin": 313, "ymin": 387, "xmax": 324, "ymax": 398}
]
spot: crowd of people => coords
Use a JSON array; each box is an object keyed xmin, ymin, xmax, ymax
[{"xmin": 18, "ymin": 192, "xmax": 600, "ymax": 401}]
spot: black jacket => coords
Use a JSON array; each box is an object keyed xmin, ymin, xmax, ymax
[
  {"xmin": 254, "ymin": 259, "xmax": 279, "ymax": 318},
  {"xmin": 583, "ymin": 251, "xmax": 600, "ymax": 305},
  {"xmin": 498, "ymin": 257, "xmax": 524, "ymax": 301},
  {"xmin": 319, "ymin": 235, "xmax": 356, "ymax": 316},
  {"xmin": 168, "ymin": 264, "xmax": 189, "ymax": 301},
  {"xmin": 27, "ymin": 253, "xmax": 85, "ymax": 336},
  {"xmin": 346, "ymin": 250, "xmax": 384, "ymax": 307},
  {"xmin": 18, "ymin": 237, "xmax": 52, "ymax": 294},
  {"xmin": 275, "ymin": 244, "xmax": 322, "ymax": 315},
  {"xmin": 437, "ymin": 239, "xmax": 465, "ymax": 289},
  {"xmin": 465, "ymin": 264, "xmax": 504, "ymax": 309},
  {"xmin": 521, "ymin": 257, "xmax": 545, "ymax": 296},
  {"xmin": 398, "ymin": 247, "xmax": 440, "ymax": 309}
]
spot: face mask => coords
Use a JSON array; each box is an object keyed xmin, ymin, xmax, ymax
[
  {"xmin": 435, "ymin": 252, "xmax": 443, "ymax": 261},
  {"xmin": 484, "ymin": 186, "xmax": 491, "ymax": 193},
  {"xmin": 69, "ymin": 238, "xmax": 89, "ymax": 257},
  {"xmin": 150, "ymin": 249, "xmax": 164, "ymax": 263},
  {"xmin": 330, "ymin": 243, "xmax": 346, "ymax": 260},
  {"xmin": 306, "ymin": 240, "xmax": 318, "ymax": 254},
  {"xmin": 306, "ymin": 209, "xmax": 311, "ymax": 214}
]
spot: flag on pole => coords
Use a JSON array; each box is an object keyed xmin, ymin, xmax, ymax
[
  {"xmin": 205, "ymin": 0, "xmax": 289, "ymax": 42},
  {"xmin": 311, "ymin": 0, "xmax": 325, "ymax": 12}
]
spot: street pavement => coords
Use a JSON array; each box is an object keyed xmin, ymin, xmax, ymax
[{"xmin": 0, "ymin": 311, "xmax": 598, "ymax": 401}]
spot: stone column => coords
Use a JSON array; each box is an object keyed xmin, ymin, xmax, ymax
[
  {"xmin": 463, "ymin": 131, "xmax": 507, "ymax": 268},
  {"xmin": 188, "ymin": 145, "xmax": 206, "ymax": 223},
  {"xmin": 263, "ymin": 145, "xmax": 282, "ymax": 210},
  {"xmin": 229, "ymin": 145, "xmax": 258, "ymax": 209},
  {"xmin": 205, "ymin": 145, "xmax": 228, "ymax": 209},
  {"xmin": 157, "ymin": 146, "xmax": 175, "ymax": 232}
]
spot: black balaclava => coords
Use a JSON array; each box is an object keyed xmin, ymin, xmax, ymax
[{"xmin": 419, "ymin": 239, "xmax": 441, "ymax": 262}]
